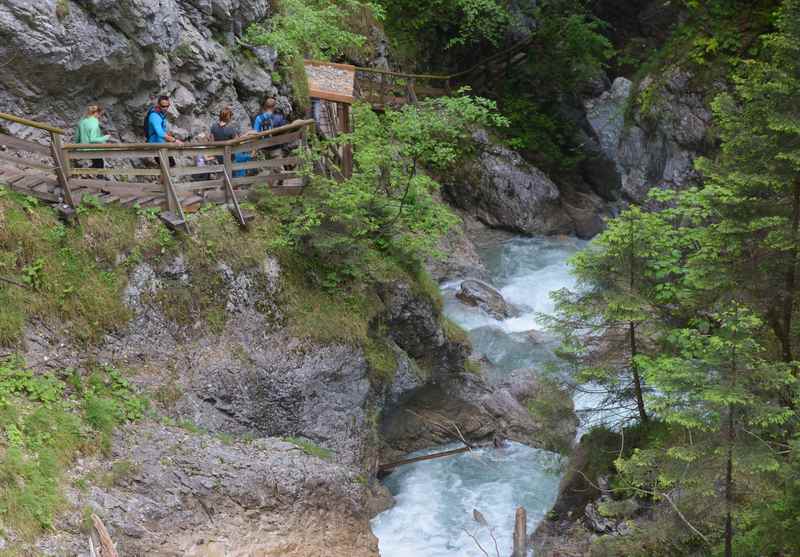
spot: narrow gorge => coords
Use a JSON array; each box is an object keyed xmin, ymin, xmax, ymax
[{"xmin": 2, "ymin": 1, "xmax": 799, "ymax": 556}]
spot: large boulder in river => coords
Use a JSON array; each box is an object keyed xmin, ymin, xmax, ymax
[
  {"xmin": 380, "ymin": 370, "xmax": 577, "ymax": 460},
  {"xmin": 444, "ymin": 131, "xmax": 580, "ymax": 237},
  {"xmin": 456, "ymin": 279, "xmax": 514, "ymax": 319}
]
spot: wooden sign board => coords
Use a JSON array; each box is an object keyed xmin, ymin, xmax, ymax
[{"xmin": 304, "ymin": 60, "xmax": 356, "ymax": 104}]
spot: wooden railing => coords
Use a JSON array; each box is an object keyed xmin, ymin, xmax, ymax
[
  {"xmin": 0, "ymin": 110, "xmax": 74, "ymax": 206},
  {"xmin": 352, "ymin": 36, "xmax": 535, "ymax": 109},
  {"xmin": 0, "ymin": 112, "xmax": 314, "ymax": 229}
]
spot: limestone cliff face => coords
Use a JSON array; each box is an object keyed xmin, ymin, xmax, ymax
[
  {"xmin": 16, "ymin": 235, "xmax": 558, "ymax": 555},
  {"xmin": 583, "ymin": 71, "xmax": 712, "ymax": 202},
  {"xmin": 0, "ymin": 0, "xmax": 283, "ymax": 141},
  {"xmin": 444, "ymin": 131, "xmax": 608, "ymax": 240}
]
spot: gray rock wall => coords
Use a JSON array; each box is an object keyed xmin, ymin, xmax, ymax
[
  {"xmin": 444, "ymin": 131, "xmax": 608, "ymax": 239},
  {"xmin": 0, "ymin": 0, "xmax": 285, "ymax": 142},
  {"xmin": 583, "ymin": 70, "xmax": 712, "ymax": 202},
  {"xmin": 40, "ymin": 425, "xmax": 382, "ymax": 556}
]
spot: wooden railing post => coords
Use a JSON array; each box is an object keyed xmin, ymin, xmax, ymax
[
  {"xmin": 222, "ymin": 167, "xmax": 247, "ymax": 227},
  {"xmin": 49, "ymin": 132, "xmax": 75, "ymax": 208},
  {"xmin": 223, "ymin": 145, "xmax": 233, "ymax": 204},
  {"xmin": 158, "ymin": 149, "xmax": 177, "ymax": 214},
  {"xmin": 512, "ymin": 507, "xmax": 527, "ymax": 557},
  {"xmin": 338, "ymin": 103, "xmax": 353, "ymax": 180},
  {"xmin": 158, "ymin": 149, "xmax": 189, "ymax": 232},
  {"xmin": 406, "ymin": 77, "xmax": 418, "ymax": 105}
]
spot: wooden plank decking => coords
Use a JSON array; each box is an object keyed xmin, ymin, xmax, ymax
[{"xmin": 0, "ymin": 117, "xmax": 314, "ymax": 228}]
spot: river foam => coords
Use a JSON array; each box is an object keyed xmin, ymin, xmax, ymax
[
  {"xmin": 371, "ymin": 443, "xmax": 562, "ymax": 557},
  {"xmin": 373, "ymin": 235, "xmax": 584, "ymax": 556}
]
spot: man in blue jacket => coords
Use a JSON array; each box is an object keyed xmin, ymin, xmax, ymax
[
  {"xmin": 147, "ymin": 96, "xmax": 181, "ymax": 144},
  {"xmin": 253, "ymin": 98, "xmax": 286, "ymax": 132}
]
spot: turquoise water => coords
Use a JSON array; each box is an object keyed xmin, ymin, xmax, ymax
[{"xmin": 372, "ymin": 235, "xmax": 584, "ymax": 556}]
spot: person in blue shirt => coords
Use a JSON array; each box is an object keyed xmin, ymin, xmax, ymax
[
  {"xmin": 233, "ymin": 150, "xmax": 252, "ymax": 178},
  {"xmin": 253, "ymin": 98, "xmax": 286, "ymax": 132},
  {"xmin": 146, "ymin": 96, "xmax": 181, "ymax": 144}
]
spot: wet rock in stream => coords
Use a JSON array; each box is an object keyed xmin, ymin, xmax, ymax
[{"xmin": 456, "ymin": 279, "xmax": 516, "ymax": 320}]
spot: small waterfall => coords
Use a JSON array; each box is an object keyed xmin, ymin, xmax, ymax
[
  {"xmin": 373, "ymin": 234, "xmax": 585, "ymax": 556},
  {"xmin": 371, "ymin": 443, "xmax": 563, "ymax": 557}
]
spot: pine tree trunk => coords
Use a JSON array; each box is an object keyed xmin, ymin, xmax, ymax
[
  {"xmin": 725, "ymin": 326, "xmax": 739, "ymax": 557},
  {"xmin": 629, "ymin": 321, "xmax": 648, "ymax": 423},
  {"xmin": 627, "ymin": 228, "xmax": 647, "ymax": 424},
  {"xmin": 780, "ymin": 179, "xmax": 800, "ymax": 365},
  {"xmin": 725, "ymin": 402, "xmax": 734, "ymax": 557}
]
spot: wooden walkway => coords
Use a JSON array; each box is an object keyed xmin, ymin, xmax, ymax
[
  {"xmin": 0, "ymin": 38, "xmax": 534, "ymax": 229},
  {"xmin": 0, "ymin": 111, "xmax": 314, "ymax": 231},
  {"xmin": 351, "ymin": 36, "xmax": 534, "ymax": 110}
]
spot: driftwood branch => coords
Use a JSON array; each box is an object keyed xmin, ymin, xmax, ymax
[
  {"xmin": 0, "ymin": 276, "xmax": 30, "ymax": 289},
  {"xmin": 91, "ymin": 514, "xmax": 119, "ymax": 557},
  {"xmin": 405, "ymin": 408, "xmax": 473, "ymax": 448},
  {"xmin": 462, "ymin": 527, "xmax": 491, "ymax": 557}
]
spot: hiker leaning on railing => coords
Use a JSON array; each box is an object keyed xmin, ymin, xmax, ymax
[{"xmin": 74, "ymin": 104, "xmax": 110, "ymax": 170}]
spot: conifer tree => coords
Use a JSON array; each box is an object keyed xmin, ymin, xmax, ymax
[
  {"xmin": 546, "ymin": 207, "xmax": 684, "ymax": 424},
  {"xmin": 621, "ymin": 304, "xmax": 794, "ymax": 555},
  {"xmin": 694, "ymin": 0, "xmax": 800, "ymax": 365}
]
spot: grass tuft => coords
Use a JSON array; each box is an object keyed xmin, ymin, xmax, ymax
[{"xmin": 283, "ymin": 436, "xmax": 333, "ymax": 460}]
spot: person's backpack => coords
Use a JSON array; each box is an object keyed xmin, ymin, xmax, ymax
[
  {"xmin": 143, "ymin": 107, "xmax": 154, "ymax": 139},
  {"xmin": 255, "ymin": 111, "xmax": 273, "ymax": 132}
]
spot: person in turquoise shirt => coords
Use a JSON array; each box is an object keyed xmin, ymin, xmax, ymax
[{"xmin": 75, "ymin": 105, "xmax": 110, "ymax": 169}]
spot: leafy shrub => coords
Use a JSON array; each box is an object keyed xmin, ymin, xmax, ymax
[
  {"xmin": 379, "ymin": 0, "xmax": 512, "ymax": 58},
  {"xmin": 0, "ymin": 191, "xmax": 148, "ymax": 346},
  {"xmin": 244, "ymin": 0, "xmax": 384, "ymax": 60},
  {"xmin": 264, "ymin": 92, "xmax": 506, "ymax": 274},
  {"xmin": 0, "ymin": 359, "xmax": 147, "ymax": 538}
]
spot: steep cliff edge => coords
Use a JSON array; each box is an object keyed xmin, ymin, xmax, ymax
[{"xmin": 0, "ymin": 194, "xmax": 568, "ymax": 554}]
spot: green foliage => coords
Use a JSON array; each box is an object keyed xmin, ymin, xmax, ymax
[
  {"xmin": 500, "ymin": 98, "xmax": 583, "ymax": 172},
  {"xmin": 0, "ymin": 358, "xmax": 145, "ymax": 539},
  {"xmin": 0, "ymin": 191, "xmax": 171, "ymax": 346},
  {"xmin": 283, "ymin": 436, "xmax": 333, "ymax": 460},
  {"xmin": 363, "ymin": 337, "xmax": 398, "ymax": 384},
  {"xmin": 244, "ymin": 0, "xmax": 383, "ymax": 60},
  {"xmin": 244, "ymin": 0, "xmax": 382, "ymax": 111},
  {"xmin": 497, "ymin": 0, "xmax": 613, "ymax": 171},
  {"xmin": 525, "ymin": 377, "xmax": 577, "ymax": 454},
  {"xmin": 378, "ymin": 0, "xmax": 512, "ymax": 55},
  {"xmin": 673, "ymin": 0, "xmax": 776, "ymax": 67},
  {"xmin": 561, "ymin": 2, "xmax": 800, "ymax": 552},
  {"xmin": 264, "ymin": 93, "xmax": 505, "ymax": 276},
  {"xmin": 545, "ymin": 206, "xmax": 687, "ymax": 423},
  {"xmin": 442, "ymin": 317, "xmax": 470, "ymax": 346},
  {"xmin": 623, "ymin": 0, "xmax": 777, "ymax": 120}
]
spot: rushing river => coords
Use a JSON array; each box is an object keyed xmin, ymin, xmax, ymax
[{"xmin": 372, "ymin": 233, "xmax": 585, "ymax": 556}]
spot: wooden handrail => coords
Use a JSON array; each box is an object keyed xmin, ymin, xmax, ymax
[
  {"xmin": 350, "ymin": 36, "xmax": 535, "ymax": 82},
  {"xmin": 446, "ymin": 37, "xmax": 535, "ymax": 80},
  {"xmin": 62, "ymin": 119, "xmax": 314, "ymax": 151},
  {"xmin": 0, "ymin": 111, "xmax": 65, "ymax": 135},
  {"xmin": 347, "ymin": 64, "xmax": 452, "ymax": 81}
]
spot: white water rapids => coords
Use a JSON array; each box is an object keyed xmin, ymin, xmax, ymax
[{"xmin": 372, "ymin": 233, "xmax": 586, "ymax": 556}]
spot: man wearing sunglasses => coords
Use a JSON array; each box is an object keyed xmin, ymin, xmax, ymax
[{"xmin": 146, "ymin": 95, "xmax": 180, "ymax": 144}]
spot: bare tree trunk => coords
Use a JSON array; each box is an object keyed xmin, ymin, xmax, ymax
[
  {"xmin": 628, "ymin": 228, "xmax": 648, "ymax": 424},
  {"xmin": 630, "ymin": 321, "xmax": 648, "ymax": 423},
  {"xmin": 780, "ymin": 179, "xmax": 800, "ymax": 365},
  {"xmin": 512, "ymin": 507, "xmax": 527, "ymax": 557},
  {"xmin": 725, "ymin": 402, "xmax": 734, "ymax": 557}
]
